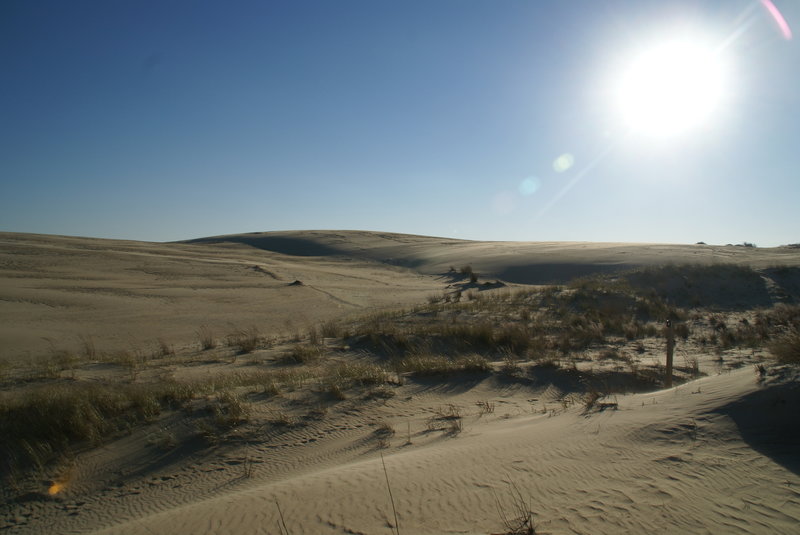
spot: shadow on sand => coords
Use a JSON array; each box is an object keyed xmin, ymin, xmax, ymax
[{"xmin": 715, "ymin": 369, "xmax": 800, "ymax": 476}]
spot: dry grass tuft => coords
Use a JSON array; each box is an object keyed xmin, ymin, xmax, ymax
[
  {"xmin": 769, "ymin": 328, "xmax": 800, "ymax": 363},
  {"xmin": 197, "ymin": 325, "xmax": 216, "ymax": 350},
  {"xmin": 493, "ymin": 478, "xmax": 538, "ymax": 535},
  {"xmin": 396, "ymin": 354, "xmax": 490, "ymax": 376},
  {"xmin": 226, "ymin": 326, "xmax": 263, "ymax": 354},
  {"xmin": 282, "ymin": 343, "xmax": 324, "ymax": 364}
]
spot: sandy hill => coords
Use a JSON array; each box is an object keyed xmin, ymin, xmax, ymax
[
  {"xmin": 184, "ymin": 229, "xmax": 800, "ymax": 283},
  {"xmin": 1, "ymin": 230, "xmax": 799, "ymax": 534},
  {"xmin": 3, "ymin": 229, "xmax": 799, "ymax": 360}
]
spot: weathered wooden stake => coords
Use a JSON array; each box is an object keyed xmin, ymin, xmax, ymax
[{"xmin": 665, "ymin": 319, "xmax": 675, "ymax": 388}]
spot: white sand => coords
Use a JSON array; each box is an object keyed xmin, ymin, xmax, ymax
[
  {"xmin": 2, "ymin": 230, "xmax": 799, "ymax": 534},
  {"xmin": 71, "ymin": 368, "xmax": 800, "ymax": 535}
]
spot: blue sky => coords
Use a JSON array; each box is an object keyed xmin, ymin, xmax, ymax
[{"xmin": 1, "ymin": 0, "xmax": 798, "ymax": 246}]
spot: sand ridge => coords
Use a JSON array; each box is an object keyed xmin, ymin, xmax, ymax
[{"xmin": 51, "ymin": 368, "xmax": 798, "ymax": 535}]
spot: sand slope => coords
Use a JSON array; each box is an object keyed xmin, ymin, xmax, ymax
[
  {"xmin": 3, "ymin": 230, "xmax": 800, "ymax": 534},
  {"xmin": 82, "ymin": 367, "xmax": 799, "ymax": 535},
  {"xmin": 4, "ymin": 230, "xmax": 799, "ymax": 361},
  {"xmin": 186, "ymin": 230, "xmax": 800, "ymax": 283},
  {"xmin": 0, "ymin": 232, "xmax": 439, "ymax": 361}
]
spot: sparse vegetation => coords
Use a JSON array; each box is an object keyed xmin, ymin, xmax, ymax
[
  {"xmin": 157, "ymin": 338, "xmax": 175, "ymax": 358},
  {"xmin": 320, "ymin": 319, "xmax": 342, "ymax": 338},
  {"xmin": 3, "ymin": 262, "xmax": 799, "ymax": 498},
  {"xmin": 78, "ymin": 334, "xmax": 97, "ymax": 360},
  {"xmin": 374, "ymin": 421, "xmax": 396, "ymax": 438},
  {"xmin": 197, "ymin": 325, "xmax": 216, "ymax": 350},
  {"xmin": 396, "ymin": 354, "xmax": 490, "ymax": 376},
  {"xmin": 493, "ymin": 478, "xmax": 537, "ymax": 535},
  {"xmin": 282, "ymin": 343, "xmax": 324, "ymax": 364},
  {"xmin": 769, "ymin": 327, "xmax": 800, "ymax": 363},
  {"xmin": 426, "ymin": 404, "xmax": 464, "ymax": 435},
  {"xmin": 227, "ymin": 326, "xmax": 262, "ymax": 354},
  {"xmin": 476, "ymin": 400, "xmax": 496, "ymax": 415}
]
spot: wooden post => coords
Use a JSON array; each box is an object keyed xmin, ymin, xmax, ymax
[{"xmin": 665, "ymin": 319, "xmax": 675, "ymax": 388}]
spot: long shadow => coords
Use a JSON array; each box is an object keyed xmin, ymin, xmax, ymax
[
  {"xmin": 498, "ymin": 263, "xmax": 637, "ymax": 285},
  {"xmin": 714, "ymin": 375, "xmax": 800, "ymax": 475},
  {"xmin": 521, "ymin": 365, "xmax": 664, "ymax": 395},
  {"xmin": 761, "ymin": 266, "xmax": 800, "ymax": 303},
  {"xmin": 184, "ymin": 234, "xmax": 429, "ymax": 269},
  {"xmin": 184, "ymin": 235, "xmax": 346, "ymax": 257},
  {"xmin": 626, "ymin": 264, "xmax": 774, "ymax": 311},
  {"xmin": 401, "ymin": 372, "xmax": 493, "ymax": 396}
]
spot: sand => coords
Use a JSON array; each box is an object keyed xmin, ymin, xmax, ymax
[
  {"xmin": 85, "ymin": 367, "xmax": 799, "ymax": 535},
  {"xmin": 1, "ymin": 230, "xmax": 799, "ymax": 534}
]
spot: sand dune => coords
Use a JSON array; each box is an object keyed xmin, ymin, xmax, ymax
[
  {"xmin": 2, "ymin": 230, "xmax": 799, "ymax": 534},
  {"xmin": 4, "ymin": 229, "xmax": 799, "ymax": 360},
  {"xmin": 86, "ymin": 367, "xmax": 798, "ymax": 535},
  {"xmin": 0, "ymin": 231, "xmax": 442, "ymax": 361},
  {"xmin": 185, "ymin": 230, "xmax": 800, "ymax": 283}
]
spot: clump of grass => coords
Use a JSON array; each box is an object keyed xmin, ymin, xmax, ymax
[
  {"xmin": 327, "ymin": 362, "xmax": 390, "ymax": 386},
  {"xmin": 148, "ymin": 428, "xmax": 178, "ymax": 450},
  {"xmin": 320, "ymin": 320, "xmax": 342, "ymax": 338},
  {"xmin": 209, "ymin": 391, "xmax": 249, "ymax": 427},
  {"xmin": 597, "ymin": 348, "xmax": 624, "ymax": 361},
  {"xmin": 157, "ymin": 338, "xmax": 175, "ymax": 358},
  {"xmin": 0, "ymin": 381, "xmax": 192, "ymax": 476},
  {"xmin": 78, "ymin": 334, "xmax": 97, "ymax": 360},
  {"xmin": 682, "ymin": 355, "xmax": 700, "ymax": 376},
  {"xmin": 493, "ymin": 479, "xmax": 538, "ymax": 535},
  {"xmin": 282, "ymin": 343, "xmax": 324, "ymax": 364},
  {"xmin": 374, "ymin": 421, "xmax": 396, "ymax": 438},
  {"xmin": 365, "ymin": 385, "xmax": 396, "ymax": 400},
  {"xmin": 319, "ymin": 363, "xmax": 392, "ymax": 400},
  {"xmin": 325, "ymin": 379, "xmax": 348, "ymax": 400},
  {"xmin": 583, "ymin": 390, "xmax": 602, "ymax": 412},
  {"xmin": 426, "ymin": 404, "xmax": 463, "ymax": 435},
  {"xmin": 427, "ymin": 293, "xmax": 443, "ymax": 305},
  {"xmin": 48, "ymin": 350, "xmax": 81, "ymax": 379},
  {"xmin": 396, "ymin": 354, "xmax": 490, "ymax": 377},
  {"xmin": 440, "ymin": 322, "xmax": 495, "ymax": 350},
  {"xmin": 227, "ymin": 326, "xmax": 261, "ymax": 354},
  {"xmin": 501, "ymin": 355, "xmax": 523, "ymax": 377},
  {"xmin": 262, "ymin": 380, "xmax": 281, "ymax": 397},
  {"xmin": 769, "ymin": 328, "xmax": 800, "ymax": 364},
  {"xmin": 476, "ymin": 400, "xmax": 496, "ymax": 415},
  {"xmin": 197, "ymin": 326, "xmax": 216, "ymax": 350},
  {"xmin": 114, "ymin": 350, "xmax": 147, "ymax": 381},
  {"xmin": 308, "ymin": 325, "xmax": 321, "ymax": 346},
  {"xmin": 674, "ymin": 322, "xmax": 690, "ymax": 340},
  {"xmin": 269, "ymin": 410, "xmax": 295, "ymax": 427},
  {"xmin": 434, "ymin": 404, "xmax": 461, "ymax": 420}
]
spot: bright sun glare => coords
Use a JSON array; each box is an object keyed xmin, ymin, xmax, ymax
[{"xmin": 617, "ymin": 39, "xmax": 725, "ymax": 138}]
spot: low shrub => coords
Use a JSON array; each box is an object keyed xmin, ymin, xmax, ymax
[
  {"xmin": 282, "ymin": 344, "xmax": 324, "ymax": 364},
  {"xmin": 227, "ymin": 326, "xmax": 261, "ymax": 354},
  {"xmin": 769, "ymin": 328, "xmax": 800, "ymax": 364},
  {"xmin": 396, "ymin": 354, "xmax": 490, "ymax": 376}
]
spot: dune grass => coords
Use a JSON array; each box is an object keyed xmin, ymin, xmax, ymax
[
  {"xmin": 3, "ymin": 263, "xmax": 798, "ymax": 488},
  {"xmin": 769, "ymin": 328, "xmax": 800, "ymax": 363}
]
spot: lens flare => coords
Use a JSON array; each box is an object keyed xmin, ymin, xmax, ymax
[
  {"xmin": 519, "ymin": 177, "xmax": 541, "ymax": 196},
  {"xmin": 761, "ymin": 0, "xmax": 792, "ymax": 40},
  {"xmin": 553, "ymin": 154, "xmax": 574, "ymax": 173}
]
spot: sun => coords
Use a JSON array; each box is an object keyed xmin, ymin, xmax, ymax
[{"xmin": 616, "ymin": 39, "xmax": 725, "ymax": 138}]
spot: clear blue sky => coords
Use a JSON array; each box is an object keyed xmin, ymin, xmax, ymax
[{"xmin": 2, "ymin": 0, "xmax": 798, "ymax": 246}]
